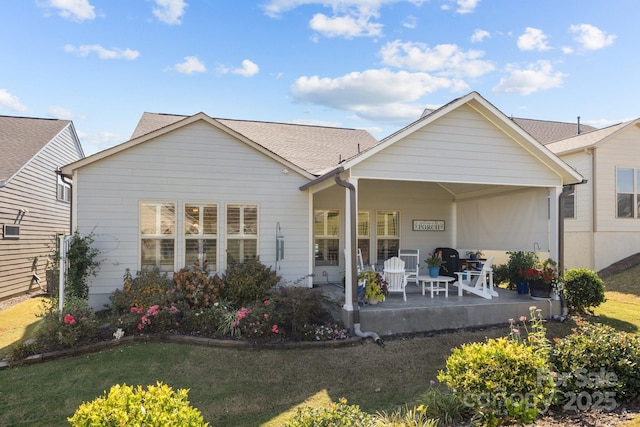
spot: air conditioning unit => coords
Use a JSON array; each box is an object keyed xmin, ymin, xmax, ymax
[{"xmin": 3, "ymin": 224, "xmax": 20, "ymax": 240}]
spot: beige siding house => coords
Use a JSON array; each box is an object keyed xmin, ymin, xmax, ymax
[
  {"xmin": 62, "ymin": 92, "xmax": 583, "ymax": 316},
  {"xmin": 0, "ymin": 116, "xmax": 84, "ymax": 300},
  {"xmin": 545, "ymin": 119, "xmax": 640, "ymax": 271}
]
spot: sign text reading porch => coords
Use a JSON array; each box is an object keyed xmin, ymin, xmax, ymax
[{"xmin": 412, "ymin": 220, "xmax": 445, "ymax": 231}]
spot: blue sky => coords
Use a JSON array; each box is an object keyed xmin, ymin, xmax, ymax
[{"xmin": 1, "ymin": 0, "xmax": 637, "ymax": 155}]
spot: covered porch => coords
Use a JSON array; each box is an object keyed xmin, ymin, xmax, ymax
[{"xmin": 320, "ymin": 283, "xmax": 562, "ymax": 336}]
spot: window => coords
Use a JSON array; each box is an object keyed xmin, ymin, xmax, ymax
[
  {"xmin": 57, "ymin": 175, "xmax": 70, "ymax": 202},
  {"xmin": 226, "ymin": 204, "xmax": 258, "ymax": 263},
  {"xmin": 140, "ymin": 202, "xmax": 175, "ymax": 272},
  {"xmin": 314, "ymin": 210, "xmax": 339, "ymax": 266},
  {"xmin": 376, "ymin": 210, "xmax": 399, "ymax": 264},
  {"xmin": 563, "ymin": 189, "xmax": 575, "ymax": 219},
  {"xmin": 616, "ymin": 168, "xmax": 640, "ymax": 218},
  {"xmin": 185, "ymin": 204, "xmax": 217, "ymax": 271},
  {"xmin": 357, "ymin": 211, "xmax": 370, "ymax": 265}
]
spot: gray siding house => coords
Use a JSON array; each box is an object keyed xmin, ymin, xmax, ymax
[
  {"xmin": 0, "ymin": 116, "xmax": 84, "ymax": 300},
  {"xmin": 62, "ymin": 92, "xmax": 583, "ymax": 316}
]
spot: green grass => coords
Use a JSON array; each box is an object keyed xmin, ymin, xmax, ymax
[
  {"xmin": 2, "ymin": 264, "xmax": 640, "ymax": 426},
  {"xmin": 0, "ymin": 296, "xmax": 48, "ymax": 360}
]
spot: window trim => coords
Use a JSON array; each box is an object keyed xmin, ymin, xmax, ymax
[
  {"xmin": 314, "ymin": 209, "xmax": 341, "ymax": 267},
  {"xmin": 225, "ymin": 203, "xmax": 259, "ymax": 264},
  {"xmin": 375, "ymin": 210, "xmax": 400, "ymax": 264},
  {"xmin": 139, "ymin": 201, "xmax": 176, "ymax": 272},
  {"xmin": 616, "ymin": 167, "xmax": 639, "ymax": 218},
  {"xmin": 184, "ymin": 202, "xmax": 218, "ymax": 271}
]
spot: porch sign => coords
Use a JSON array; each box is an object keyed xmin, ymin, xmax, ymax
[{"xmin": 412, "ymin": 220, "xmax": 445, "ymax": 231}]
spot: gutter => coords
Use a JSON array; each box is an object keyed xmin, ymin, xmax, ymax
[{"xmin": 332, "ymin": 171, "xmax": 382, "ymax": 345}]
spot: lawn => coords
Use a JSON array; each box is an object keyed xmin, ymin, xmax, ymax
[{"xmin": 1, "ymin": 265, "xmax": 640, "ymax": 426}]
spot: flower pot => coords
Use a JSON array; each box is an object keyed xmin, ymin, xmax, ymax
[
  {"xmin": 368, "ymin": 298, "xmax": 379, "ymax": 305},
  {"xmin": 428, "ymin": 266, "xmax": 440, "ymax": 278},
  {"xmin": 529, "ymin": 279, "xmax": 552, "ymax": 299},
  {"xmin": 516, "ymin": 281, "xmax": 529, "ymax": 295}
]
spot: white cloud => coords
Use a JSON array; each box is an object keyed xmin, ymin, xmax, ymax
[
  {"xmin": 570, "ymin": 24, "xmax": 616, "ymax": 50},
  {"xmin": 64, "ymin": 44, "xmax": 140, "ymax": 60},
  {"xmin": 290, "ymin": 68, "xmax": 465, "ymax": 123},
  {"xmin": 455, "ymin": 0, "xmax": 480, "ymax": 14},
  {"xmin": 40, "ymin": 0, "xmax": 96, "ymax": 21},
  {"xmin": 402, "ymin": 15, "xmax": 417, "ymax": 29},
  {"xmin": 471, "ymin": 29, "xmax": 490, "ymax": 43},
  {"xmin": 310, "ymin": 12, "xmax": 383, "ymax": 37},
  {"xmin": 561, "ymin": 46, "xmax": 574, "ymax": 54},
  {"xmin": 379, "ymin": 40, "xmax": 495, "ymax": 78},
  {"xmin": 517, "ymin": 27, "xmax": 551, "ymax": 51},
  {"xmin": 47, "ymin": 105, "xmax": 78, "ymax": 120},
  {"xmin": 492, "ymin": 60, "xmax": 566, "ymax": 95},
  {"xmin": 232, "ymin": 60, "xmax": 260, "ymax": 77},
  {"xmin": 153, "ymin": 0, "xmax": 188, "ymax": 25},
  {"xmin": 0, "ymin": 89, "xmax": 28, "ymax": 113},
  {"xmin": 170, "ymin": 56, "xmax": 206, "ymax": 74}
]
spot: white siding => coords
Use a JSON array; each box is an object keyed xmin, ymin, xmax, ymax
[
  {"xmin": 353, "ymin": 105, "xmax": 562, "ymax": 187},
  {"xmin": 74, "ymin": 120, "xmax": 311, "ymax": 309}
]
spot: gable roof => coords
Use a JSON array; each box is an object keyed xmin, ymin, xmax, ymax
[
  {"xmin": 63, "ymin": 112, "xmax": 379, "ymax": 178},
  {"xmin": 0, "ymin": 115, "xmax": 72, "ymax": 186},
  {"xmin": 546, "ymin": 119, "xmax": 640, "ymax": 155},
  {"xmin": 305, "ymin": 91, "xmax": 583, "ymax": 188},
  {"xmin": 511, "ymin": 117, "xmax": 598, "ymax": 144}
]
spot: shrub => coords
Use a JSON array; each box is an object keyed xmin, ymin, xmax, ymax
[
  {"xmin": 33, "ymin": 296, "xmax": 98, "ymax": 351},
  {"xmin": 267, "ymin": 286, "xmax": 337, "ymax": 339},
  {"xmin": 284, "ymin": 398, "xmax": 374, "ymax": 427},
  {"xmin": 563, "ymin": 268, "xmax": 605, "ymax": 314},
  {"xmin": 437, "ymin": 337, "xmax": 554, "ymax": 424},
  {"xmin": 110, "ymin": 268, "xmax": 175, "ymax": 314},
  {"xmin": 301, "ymin": 323, "xmax": 349, "ymax": 341},
  {"xmin": 374, "ymin": 405, "xmax": 438, "ymax": 426},
  {"xmin": 550, "ymin": 321, "xmax": 640, "ymax": 404},
  {"xmin": 418, "ymin": 384, "xmax": 470, "ymax": 427},
  {"xmin": 173, "ymin": 261, "xmax": 224, "ymax": 309},
  {"xmin": 231, "ymin": 299, "xmax": 283, "ymax": 341},
  {"xmin": 68, "ymin": 382, "xmax": 208, "ymax": 426},
  {"xmin": 180, "ymin": 301, "xmax": 237, "ymax": 337},
  {"xmin": 220, "ymin": 257, "xmax": 280, "ymax": 305},
  {"xmin": 54, "ymin": 229, "xmax": 101, "ymax": 300},
  {"xmin": 497, "ymin": 251, "xmax": 538, "ymax": 289}
]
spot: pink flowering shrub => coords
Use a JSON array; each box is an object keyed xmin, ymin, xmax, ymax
[
  {"xmin": 301, "ymin": 323, "xmax": 349, "ymax": 341},
  {"xmin": 231, "ymin": 299, "xmax": 283, "ymax": 341},
  {"xmin": 34, "ymin": 296, "xmax": 98, "ymax": 350}
]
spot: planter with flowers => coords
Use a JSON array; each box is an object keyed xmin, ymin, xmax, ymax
[
  {"xmin": 520, "ymin": 258, "xmax": 562, "ymax": 300},
  {"xmin": 360, "ymin": 270, "xmax": 389, "ymax": 304},
  {"xmin": 425, "ymin": 251, "xmax": 446, "ymax": 278}
]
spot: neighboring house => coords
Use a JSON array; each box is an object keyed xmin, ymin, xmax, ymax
[
  {"xmin": 0, "ymin": 116, "xmax": 84, "ymax": 300},
  {"xmin": 61, "ymin": 91, "xmax": 583, "ymax": 318},
  {"xmin": 541, "ymin": 119, "xmax": 640, "ymax": 271}
]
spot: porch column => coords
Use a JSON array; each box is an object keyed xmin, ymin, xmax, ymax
[
  {"xmin": 548, "ymin": 186, "xmax": 561, "ymax": 263},
  {"xmin": 342, "ymin": 177, "xmax": 359, "ymax": 311}
]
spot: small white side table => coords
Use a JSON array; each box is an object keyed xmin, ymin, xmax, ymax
[{"xmin": 418, "ymin": 275, "xmax": 454, "ymax": 298}]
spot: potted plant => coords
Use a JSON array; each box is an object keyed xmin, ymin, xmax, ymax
[
  {"xmin": 425, "ymin": 251, "xmax": 445, "ymax": 278},
  {"xmin": 521, "ymin": 258, "xmax": 561, "ymax": 299},
  {"xmin": 465, "ymin": 250, "xmax": 483, "ymax": 261},
  {"xmin": 360, "ymin": 270, "xmax": 388, "ymax": 304},
  {"xmin": 502, "ymin": 251, "xmax": 538, "ymax": 293}
]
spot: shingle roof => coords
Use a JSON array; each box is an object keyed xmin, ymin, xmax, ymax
[
  {"xmin": 0, "ymin": 115, "xmax": 70, "ymax": 184},
  {"xmin": 509, "ymin": 117, "xmax": 598, "ymax": 145},
  {"xmin": 131, "ymin": 112, "xmax": 380, "ymax": 176},
  {"xmin": 545, "ymin": 119, "xmax": 638, "ymax": 154}
]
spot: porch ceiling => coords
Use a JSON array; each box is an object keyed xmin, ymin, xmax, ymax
[{"xmin": 437, "ymin": 181, "xmax": 529, "ymax": 199}]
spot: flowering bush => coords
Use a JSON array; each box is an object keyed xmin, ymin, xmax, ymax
[
  {"xmin": 173, "ymin": 261, "xmax": 224, "ymax": 309},
  {"xmin": 301, "ymin": 323, "xmax": 349, "ymax": 341},
  {"xmin": 519, "ymin": 258, "xmax": 562, "ymax": 287},
  {"xmin": 232, "ymin": 299, "xmax": 282, "ymax": 341},
  {"xmin": 34, "ymin": 296, "xmax": 98, "ymax": 351},
  {"xmin": 110, "ymin": 268, "xmax": 175, "ymax": 314}
]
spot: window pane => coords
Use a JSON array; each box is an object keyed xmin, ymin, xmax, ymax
[
  {"xmin": 618, "ymin": 194, "xmax": 634, "ymax": 218},
  {"xmin": 141, "ymin": 239, "xmax": 158, "ymax": 269},
  {"xmin": 358, "ymin": 239, "xmax": 370, "ymax": 265},
  {"xmin": 141, "ymin": 204, "xmax": 158, "ymax": 235},
  {"xmin": 315, "ymin": 238, "xmax": 339, "ymax": 266},
  {"xmin": 358, "ymin": 211, "xmax": 369, "ymax": 237},
  {"xmin": 161, "ymin": 204, "xmax": 175, "ymax": 234},
  {"xmin": 243, "ymin": 207, "xmax": 258, "ymax": 235},
  {"xmin": 227, "ymin": 206, "xmax": 240, "ymax": 235},
  {"xmin": 227, "ymin": 239, "xmax": 257, "ymax": 264},
  {"xmin": 203, "ymin": 206, "xmax": 217, "ymax": 235},
  {"xmin": 185, "ymin": 205, "xmax": 200, "ymax": 235},
  {"xmin": 617, "ymin": 168, "xmax": 634, "ymax": 193},
  {"xmin": 377, "ymin": 211, "xmax": 399, "ymax": 237},
  {"xmin": 563, "ymin": 193, "xmax": 575, "ymax": 219},
  {"xmin": 185, "ymin": 239, "xmax": 217, "ymax": 269},
  {"xmin": 377, "ymin": 239, "xmax": 399, "ymax": 264}
]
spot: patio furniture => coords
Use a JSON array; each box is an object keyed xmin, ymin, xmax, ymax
[
  {"xmin": 383, "ymin": 256, "xmax": 407, "ymax": 302},
  {"xmin": 418, "ymin": 275, "xmax": 454, "ymax": 298},
  {"xmin": 453, "ymin": 256, "xmax": 498, "ymax": 300},
  {"xmin": 399, "ymin": 249, "xmax": 420, "ymax": 286},
  {"xmin": 434, "ymin": 247, "xmax": 460, "ymax": 278}
]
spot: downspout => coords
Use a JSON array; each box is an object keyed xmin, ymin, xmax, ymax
[
  {"xmin": 57, "ymin": 169, "xmax": 73, "ymax": 235},
  {"xmin": 333, "ymin": 172, "xmax": 382, "ymax": 345}
]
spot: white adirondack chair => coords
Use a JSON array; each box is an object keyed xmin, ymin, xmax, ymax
[
  {"xmin": 399, "ymin": 249, "xmax": 420, "ymax": 286},
  {"xmin": 453, "ymin": 256, "xmax": 498, "ymax": 300},
  {"xmin": 383, "ymin": 256, "xmax": 407, "ymax": 302}
]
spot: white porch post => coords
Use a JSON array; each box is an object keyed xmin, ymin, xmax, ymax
[
  {"xmin": 549, "ymin": 186, "xmax": 561, "ymax": 262},
  {"xmin": 342, "ymin": 177, "xmax": 358, "ymax": 311}
]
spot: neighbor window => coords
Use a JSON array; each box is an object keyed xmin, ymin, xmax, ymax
[
  {"xmin": 314, "ymin": 209, "xmax": 339, "ymax": 266},
  {"xmin": 226, "ymin": 204, "xmax": 258, "ymax": 263},
  {"xmin": 563, "ymin": 189, "xmax": 576, "ymax": 219},
  {"xmin": 357, "ymin": 211, "xmax": 370, "ymax": 266},
  {"xmin": 616, "ymin": 168, "xmax": 640, "ymax": 218},
  {"xmin": 185, "ymin": 203, "xmax": 218, "ymax": 271},
  {"xmin": 57, "ymin": 175, "xmax": 70, "ymax": 202},
  {"xmin": 140, "ymin": 202, "xmax": 176, "ymax": 272},
  {"xmin": 376, "ymin": 210, "xmax": 399, "ymax": 264}
]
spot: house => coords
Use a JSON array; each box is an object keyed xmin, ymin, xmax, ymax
[
  {"xmin": 61, "ymin": 91, "xmax": 583, "ymax": 323},
  {"xmin": 0, "ymin": 116, "xmax": 84, "ymax": 300},
  {"xmin": 541, "ymin": 119, "xmax": 640, "ymax": 271}
]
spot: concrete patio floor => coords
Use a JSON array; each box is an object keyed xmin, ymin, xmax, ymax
[{"xmin": 319, "ymin": 282, "xmax": 562, "ymax": 336}]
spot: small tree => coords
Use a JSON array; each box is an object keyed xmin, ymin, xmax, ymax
[
  {"xmin": 55, "ymin": 229, "xmax": 101, "ymax": 300},
  {"xmin": 563, "ymin": 268, "xmax": 605, "ymax": 314}
]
